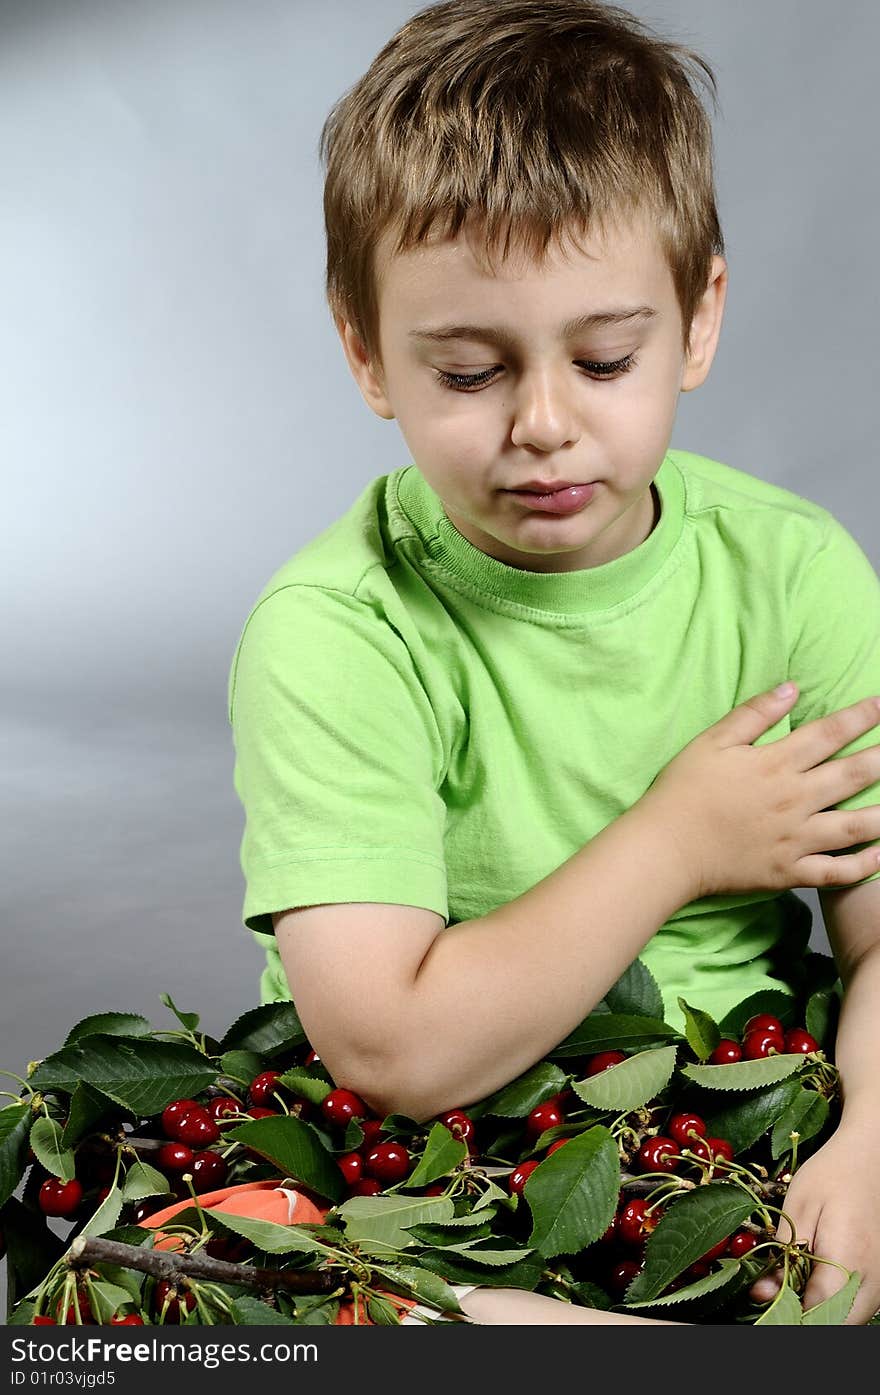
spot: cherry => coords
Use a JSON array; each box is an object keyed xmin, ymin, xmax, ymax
[
  {"xmin": 156, "ymin": 1142, "xmax": 195, "ymax": 1174},
  {"xmin": 546, "ymin": 1139, "xmax": 570, "ymax": 1155},
  {"xmin": 153, "ymin": 1281, "xmax": 196, "ymax": 1323},
  {"xmin": 161, "ymin": 1098, "xmax": 200, "ymax": 1139},
  {"xmin": 358, "ymin": 1118, "xmax": 384, "ymax": 1150},
  {"xmin": 364, "ymin": 1142, "xmax": 411, "ymax": 1184},
  {"xmin": 207, "ymin": 1096, "xmax": 242, "ymax": 1122},
  {"xmin": 585, "ymin": 1051, "xmax": 626, "ymax": 1077},
  {"xmin": 667, "ymin": 1112, "xmax": 707, "ymax": 1147},
  {"xmin": 686, "ymin": 1259, "xmax": 712, "ymax": 1281},
  {"xmin": 32, "ymin": 1316, "xmax": 57, "ymax": 1325},
  {"xmin": 347, "ymin": 1178, "xmax": 382, "ymax": 1197},
  {"xmin": 175, "ymin": 1108, "xmax": 221, "ymax": 1148},
  {"xmin": 436, "ymin": 1110, "xmax": 476, "ymax": 1146},
  {"xmin": 635, "ymin": 1136, "xmax": 680, "ymax": 1174},
  {"xmin": 709, "ymin": 1039, "xmax": 742, "ymax": 1064},
  {"xmin": 57, "ymin": 1290, "xmax": 94, "ymax": 1325},
  {"xmin": 689, "ymin": 1136, "xmax": 734, "ymax": 1164},
  {"xmin": 742, "ymin": 1029, "xmax": 781, "ymax": 1060},
  {"xmin": 728, "ymin": 1231, "xmax": 757, "ymax": 1258},
  {"xmin": 190, "ymin": 1150, "xmax": 228, "ymax": 1191},
  {"xmin": 205, "ymin": 1235, "xmax": 250, "ymax": 1262},
  {"xmin": 131, "ymin": 1198, "xmax": 165, "ymax": 1223},
  {"xmin": 599, "ymin": 1213, "xmax": 619, "ymax": 1245},
  {"xmin": 423, "ymin": 1184, "xmax": 447, "ymax": 1196},
  {"xmin": 617, "ymin": 1198, "xmax": 661, "ymax": 1247},
  {"xmin": 111, "ymin": 1313, "xmax": 145, "ymax": 1324},
  {"xmin": 320, "ymin": 1088, "xmax": 367, "ymax": 1128},
  {"xmin": 743, "ymin": 1014, "xmax": 784, "ymax": 1039},
  {"xmin": 607, "ymin": 1258, "xmax": 643, "ymax": 1297},
  {"xmin": 508, "ymin": 1161, "xmax": 540, "ymax": 1195},
  {"xmin": 246, "ymin": 1105, "xmax": 277, "ymax": 1119},
  {"xmin": 526, "ymin": 1100, "xmax": 565, "ymax": 1141},
  {"xmin": 248, "ymin": 1071, "xmax": 284, "ymax": 1106},
  {"xmin": 38, "ymin": 1178, "xmax": 83, "ymax": 1218},
  {"xmin": 784, "ymin": 1027, "xmax": 819, "ymax": 1054},
  {"xmin": 337, "ymin": 1152, "xmax": 364, "ymax": 1185},
  {"xmin": 698, "ymin": 1236, "xmax": 731, "ymax": 1264}
]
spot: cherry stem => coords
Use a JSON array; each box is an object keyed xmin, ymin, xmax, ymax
[{"xmin": 0, "ymin": 1070, "xmax": 34, "ymax": 1096}]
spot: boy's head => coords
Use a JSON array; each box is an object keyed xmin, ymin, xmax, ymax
[{"xmin": 320, "ymin": 0, "xmax": 727, "ymax": 572}]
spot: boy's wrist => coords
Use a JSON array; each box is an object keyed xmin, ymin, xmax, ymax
[{"xmin": 621, "ymin": 795, "xmax": 702, "ymax": 912}]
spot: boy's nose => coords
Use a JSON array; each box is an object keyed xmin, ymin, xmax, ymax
[{"xmin": 509, "ymin": 371, "xmax": 582, "ymax": 452}]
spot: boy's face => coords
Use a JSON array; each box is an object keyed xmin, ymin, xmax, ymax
[{"xmin": 338, "ymin": 211, "xmax": 726, "ymax": 572}]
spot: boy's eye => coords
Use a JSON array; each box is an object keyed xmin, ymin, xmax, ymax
[{"xmin": 433, "ymin": 354, "xmax": 638, "ymax": 392}]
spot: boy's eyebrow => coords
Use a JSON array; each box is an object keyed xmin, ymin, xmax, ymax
[{"xmin": 408, "ymin": 305, "xmax": 659, "ymax": 345}]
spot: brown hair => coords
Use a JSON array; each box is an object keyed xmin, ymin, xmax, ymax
[{"xmin": 319, "ymin": 0, "xmax": 724, "ymax": 370}]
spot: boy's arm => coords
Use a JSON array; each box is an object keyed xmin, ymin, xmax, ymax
[{"xmin": 818, "ymin": 878, "xmax": 880, "ymax": 1133}]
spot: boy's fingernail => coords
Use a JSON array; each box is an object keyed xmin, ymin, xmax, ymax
[{"xmin": 774, "ymin": 682, "xmax": 796, "ymax": 697}]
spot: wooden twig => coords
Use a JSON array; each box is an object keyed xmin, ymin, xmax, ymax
[{"xmin": 67, "ymin": 1235, "xmax": 339, "ymax": 1295}]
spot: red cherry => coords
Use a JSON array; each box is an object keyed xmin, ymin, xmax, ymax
[
  {"xmin": 246, "ymin": 1105, "xmax": 277, "ymax": 1119},
  {"xmin": 698, "ymin": 1236, "xmax": 731, "ymax": 1264},
  {"xmin": 347, "ymin": 1178, "xmax": 382, "ymax": 1197},
  {"xmin": 131, "ymin": 1198, "xmax": 164, "ymax": 1223},
  {"xmin": 784, "ymin": 1027, "xmax": 819, "ymax": 1054},
  {"xmin": 175, "ymin": 1108, "xmax": 221, "ymax": 1147},
  {"xmin": 635, "ymin": 1136, "xmax": 680, "ymax": 1174},
  {"xmin": 599, "ymin": 1213, "xmax": 619, "ymax": 1245},
  {"xmin": 38, "ymin": 1178, "xmax": 84, "ymax": 1217},
  {"xmin": 742, "ymin": 1030, "xmax": 781, "ymax": 1060},
  {"xmin": 32, "ymin": 1316, "xmax": 57, "ymax": 1325},
  {"xmin": 436, "ymin": 1110, "xmax": 475, "ymax": 1146},
  {"xmin": 727, "ymin": 1231, "xmax": 757, "ymax": 1257},
  {"xmin": 743, "ymin": 1014, "xmax": 785, "ymax": 1039},
  {"xmin": 207, "ymin": 1096, "xmax": 242, "ymax": 1122},
  {"xmin": 190, "ymin": 1150, "xmax": 228, "ymax": 1191},
  {"xmin": 617, "ymin": 1197, "xmax": 662, "ymax": 1246},
  {"xmin": 57, "ymin": 1290, "xmax": 94, "ymax": 1325},
  {"xmin": 111, "ymin": 1313, "xmax": 145, "ymax": 1325},
  {"xmin": 364, "ymin": 1142, "xmax": 411, "ymax": 1184},
  {"xmin": 153, "ymin": 1281, "xmax": 196, "ymax": 1323},
  {"xmin": 607, "ymin": 1258, "xmax": 643, "ymax": 1297},
  {"xmin": 423, "ymin": 1183, "xmax": 447, "ymax": 1196},
  {"xmin": 358, "ymin": 1118, "xmax": 384, "ymax": 1149},
  {"xmin": 508, "ymin": 1160, "xmax": 540, "ymax": 1195},
  {"xmin": 304, "ymin": 1049, "xmax": 321, "ymax": 1065},
  {"xmin": 526, "ymin": 1100, "xmax": 565, "ymax": 1141},
  {"xmin": 161, "ymin": 1098, "xmax": 200, "ymax": 1139},
  {"xmin": 337, "ymin": 1152, "xmax": 363, "ymax": 1185},
  {"xmin": 709, "ymin": 1039, "xmax": 742, "ymax": 1064},
  {"xmin": 667, "ymin": 1112, "xmax": 707, "ymax": 1147},
  {"xmin": 546, "ymin": 1139, "xmax": 570, "ymax": 1155},
  {"xmin": 689, "ymin": 1136, "xmax": 734, "ymax": 1164},
  {"xmin": 156, "ymin": 1142, "xmax": 195, "ymax": 1174},
  {"xmin": 248, "ymin": 1071, "xmax": 284, "ymax": 1106},
  {"xmin": 687, "ymin": 1259, "xmax": 712, "ymax": 1280},
  {"xmin": 585, "ymin": 1051, "xmax": 626, "ymax": 1077},
  {"xmin": 320, "ymin": 1088, "xmax": 367, "ymax": 1128}
]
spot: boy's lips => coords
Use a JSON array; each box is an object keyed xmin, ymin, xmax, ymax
[{"xmin": 505, "ymin": 482, "xmax": 598, "ymax": 515}]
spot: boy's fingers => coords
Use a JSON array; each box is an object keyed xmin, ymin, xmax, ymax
[
  {"xmin": 748, "ymin": 1270, "xmax": 782, "ymax": 1303},
  {"xmin": 800, "ymin": 1261, "xmax": 850, "ymax": 1316}
]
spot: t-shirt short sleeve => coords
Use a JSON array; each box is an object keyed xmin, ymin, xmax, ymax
[
  {"xmin": 228, "ymin": 584, "xmax": 449, "ymax": 935},
  {"xmin": 789, "ymin": 514, "xmax": 880, "ymax": 886}
]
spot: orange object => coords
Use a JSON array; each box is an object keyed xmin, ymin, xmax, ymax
[{"xmin": 138, "ymin": 1179, "xmax": 416, "ymax": 1325}]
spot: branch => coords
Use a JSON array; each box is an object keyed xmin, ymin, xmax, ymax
[{"xmin": 67, "ymin": 1235, "xmax": 339, "ymax": 1295}]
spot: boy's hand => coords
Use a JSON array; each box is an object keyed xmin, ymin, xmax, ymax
[{"xmin": 749, "ymin": 1120, "xmax": 880, "ymax": 1323}]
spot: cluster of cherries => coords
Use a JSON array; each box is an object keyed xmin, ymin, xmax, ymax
[
  {"xmin": 599, "ymin": 1191, "xmax": 758, "ymax": 1298},
  {"xmin": 707, "ymin": 1013, "xmax": 819, "ymax": 1064}
]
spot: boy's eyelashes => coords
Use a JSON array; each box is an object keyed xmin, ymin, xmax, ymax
[{"xmin": 433, "ymin": 353, "xmax": 638, "ymax": 392}]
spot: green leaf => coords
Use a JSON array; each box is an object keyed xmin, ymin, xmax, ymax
[
  {"xmin": 220, "ymin": 1050, "xmax": 264, "ymax": 1084},
  {"xmin": 221, "ymin": 1003, "xmax": 306, "ymax": 1057},
  {"xmin": 573, "ymin": 1046, "xmax": 676, "ymax": 1113},
  {"xmin": 78, "ymin": 1184, "xmax": 124, "ymax": 1238},
  {"xmin": 802, "ymin": 951, "xmax": 840, "ymax": 997},
  {"xmin": 754, "ymin": 1281, "xmax": 803, "ymax": 1325},
  {"xmin": 442, "ymin": 1240, "xmax": 537, "ymax": 1266},
  {"xmin": 801, "ymin": 1270, "xmax": 861, "ymax": 1325},
  {"xmin": 418, "ymin": 1247, "xmax": 544, "ymax": 1290},
  {"xmin": 231, "ymin": 1296, "xmax": 299, "ymax": 1325},
  {"xmin": 336, "ymin": 1193, "xmax": 454, "ymax": 1252},
  {"xmin": 479, "ymin": 1063, "xmax": 568, "ymax": 1118},
  {"xmin": 121, "ymin": 1159, "xmax": 172, "ymax": 1202},
  {"xmin": 406, "ymin": 1219, "xmax": 494, "ymax": 1246},
  {"xmin": 1, "ymin": 1196, "xmax": 66, "ymax": 1321},
  {"xmin": 63, "ymin": 1013, "xmax": 153, "ymax": 1046},
  {"xmin": 86, "ymin": 1280, "xmax": 137, "ymax": 1324},
  {"xmin": 718, "ymin": 990, "xmax": 796, "ymax": 1037},
  {"xmin": 552, "ymin": 1014, "xmax": 677, "ymax": 1056},
  {"xmin": 701, "ymin": 1079, "xmax": 802, "ymax": 1155},
  {"xmin": 379, "ymin": 1265, "xmax": 463, "ymax": 1314},
  {"xmin": 60, "ymin": 1083, "xmax": 121, "ymax": 1150},
  {"xmin": 526, "ymin": 1125, "xmax": 620, "ymax": 1258},
  {"xmin": 367, "ymin": 1294, "xmax": 403, "ymax": 1325},
  {"xmin": 680, "ymin": 1054, "xmax": 804, "ymax": 1092},
  {"xmin": 29, "ymin": 1037, "xmax": 218, "ymax": 1117},
  {"xmin": 0, "ymin": 1104, "xmax": 31, "ymax": 1209},
  {"xmin": 769, "ymin": 1089, "xmax": 830, "ymax": 1159},
  {"xmin": 623, "ymin": 1257, "xmax": 742, "ymax": 1308},
  {"xmin": 225, "ymin": 1116, "xmax": 343, "ymax": 1203},
  {"xmin": 277, "ymin": 1068, "xmax": 332, "ymax": 1106},
  {"xmin": 805, "ymin": 991, "xmax": 839, "ymax": 1050},
  {"xmin": 29, "ymin": 1117, "xmax": 76, "ymax": 1182},
  {"xmin": 159, "ymin": 992, "xmax": 200, "ymax": 1032},
  {"xmin": 403, "ymin": 1123, "xmax": 468, "ymax": 1188},
  {"xmin": 677, "ymin": 998, "xmax": 721, "ymax": 1061},
  {"xmin": 208, "ymin": 1210, "xmax": 334, "ymax": 1255},
  {"xmin": 602, "ymin": 960, "xmax": 665, "ymax": 1020},
  {"xmin": 626, "ymin": 1183, "xmax": 757, "ymax": 1303}
]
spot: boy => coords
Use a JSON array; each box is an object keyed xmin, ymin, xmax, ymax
[{"xmin": 228, "ymin": 1, "xmax": 880, "ymax": 1321}]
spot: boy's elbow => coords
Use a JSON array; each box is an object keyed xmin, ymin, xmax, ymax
[{"xmin": 315, "ymin": 1038, "xmax": 448, "ymax": 1126}]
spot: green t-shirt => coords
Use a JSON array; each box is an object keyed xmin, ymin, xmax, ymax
[{"xmin": 228, "ymin": 448, "xmax": 880, "ymax": 1029}]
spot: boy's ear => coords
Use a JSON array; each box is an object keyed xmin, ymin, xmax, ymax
[
  {"xmin": 334, "ymin": 315, "xmax": 396, "ymax": 420},
  {"xmin": 681, "ymin": 255, "xmax": 728, "ymax": 393}
]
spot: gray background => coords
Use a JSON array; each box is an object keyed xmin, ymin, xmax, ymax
[{"xmin": 2, "ymin": 0, "xmax": 878, "ymax": 1099}]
